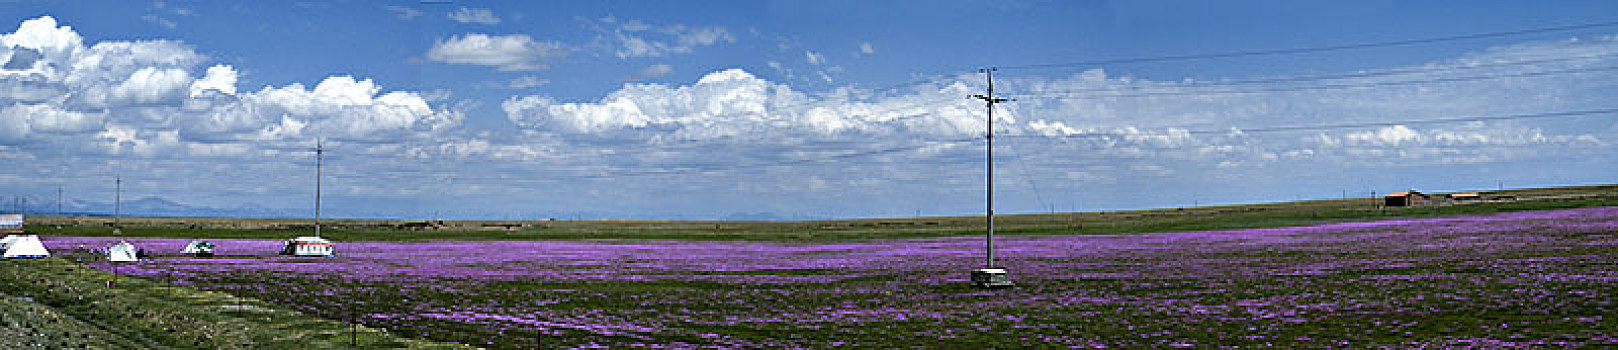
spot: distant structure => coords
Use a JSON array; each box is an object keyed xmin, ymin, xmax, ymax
[
  {"xmin": 1449, "ymin": 192, "xmax": 1483, "ymax": 202},
  {"xmin": 280, "ymin": 236, "xmax": 335, "ymax": 257},
  {"xmin": 1384, "ymin": 190, "xmax": 1429, "ymax": 207},
  {"xmin": 0, "ymin": 214, "xmax": 21, "ymax": 234}
]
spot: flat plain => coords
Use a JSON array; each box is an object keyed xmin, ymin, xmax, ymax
[{"xmin": 6, "ymin": 185, "xmax": 1616, "ymax": 347}]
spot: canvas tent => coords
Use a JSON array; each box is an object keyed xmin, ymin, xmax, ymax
[
  {"xmin": 1, "ymin": 235, "xmax": 50, "ymax": 258},
  {"xmin": 108, "ymin": 241, "xmax": 140, "ymax": 262},
  {"xmin": 181, "ymin": 240, "xmax": 215, "ymax": 257},
  {"xmin": 280, "ymin": 236, "xmax": 334, "ymax": 257}
]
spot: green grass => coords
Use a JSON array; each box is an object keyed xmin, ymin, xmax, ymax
[
  {"xmin": 0, "ymin": 289, "xmax": 151, "ymax": 348},
  {"xmin": 23, "ymin": 184, "xmax": 1618, "ymax": 242},
  {"xmin": 0, "ymin": 257, "xmax": 467, "ymax": 349}
]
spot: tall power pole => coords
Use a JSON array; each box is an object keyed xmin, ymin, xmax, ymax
[
  {"xmin": 314, "ymin": 139, "xmax": 324, "ymax": 237},
  {"xmin": 57, "ymin": 185, "xmax": 63, "ymax": 216},
  {"xmin": 970, "ymin": 68, "xmax": 1013, "ymax": 288},
  {"xmin": 114, "ymin": 176, "xmax": 121, "ymax": 234}
]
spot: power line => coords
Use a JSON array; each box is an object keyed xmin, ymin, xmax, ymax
[
  {"xmin": 326, "ymin": 137, "xmax": 981, "ymax": 183},
  {"xmin": 999, "ymin": 122, "xmax": 1050, "ymax": 215},
  {"xmin": 1001, "ymin": 107, "xmax": 1618, "ymax": 139},
  {"xmin": 1008, "ymin": 64, "xmax": 1618, "ymax": 99},
  {"xmin": 14, "ymin": 108, "xmax": 1610, "ymax": 185},
  {"xmin": 998, "ymin": 19, "xmax": 1618, "ymax": 70},
  {"xmin": 1008, "ymin": 51, "xmax": 1618, "ymax": 96}
]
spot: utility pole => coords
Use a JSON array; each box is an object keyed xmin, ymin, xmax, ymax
[
  {"xmin": 315, "ymin": 139, "xmax": 324, "ymax": 238},
  {"xmin": 114, "ymin": 176, "xmax": 121, "ymax": 235},
  {"xmin": 57, "ymin": 185, "xmax": 63, "ymax": 216},
  {"xmin": 970, "ymin": 67, "xmax": 1013, "ymax": 289}
]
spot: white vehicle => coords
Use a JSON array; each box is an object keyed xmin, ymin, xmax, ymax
[
  {"xmin": 108, "ymin": 241, "xmax": 141, "ymax": 262},
  {"xmin": 1, "ymin": 235, "xmax": 50, "ymax": 258},
  {"xmin": 279, "ymin": 236, "xmax": 334, "ymax": 257}
]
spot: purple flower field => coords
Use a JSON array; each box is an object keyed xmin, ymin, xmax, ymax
[{"xmin": 41, "ymin": 207, "xmax": 1618, "ymax": 347}]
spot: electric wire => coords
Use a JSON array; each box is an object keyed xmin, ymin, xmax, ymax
[
  {"xmin": 1007, "ymin": 64, "xmax": 1618, "ymax": 99},
  {"xmin": 997, "ymin": 19, "xmax": 1618, "ymax": 70},
  {"xmin": 1009, "ymin": 51, "xmax": 1618, "ymax": 96},
  {"xmin": 1000, "ymin": 107, "xmax": 1618, "ymax": 139}
]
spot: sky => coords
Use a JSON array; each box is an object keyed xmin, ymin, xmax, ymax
[{"xmin": 1, "ymin": 0, "xmax": 1616, "ymax": 219}]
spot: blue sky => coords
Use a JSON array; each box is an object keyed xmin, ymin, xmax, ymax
[{"xmin": 2, "ymin": 1, "xmax": 1617, "ymax": 219}]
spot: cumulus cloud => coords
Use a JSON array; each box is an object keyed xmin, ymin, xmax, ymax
[
  {"xmin": 0, "ymin": 15, "xmax": 461, "ymax": 150},
  {"xmin": 505, "ymin": 68, "xmax": 983, "ymax": 140},
  {"xmin": 180, "ymin": 76, "xmax": 460, "ymax": 143},
  {"xmin": 593, "ymin": 16, "xmax": 736, "ymax": 59},
  {"xmin": 859, "ymin": 42, "xmax": 875, "ymax": 55},
  {"xmin": 189, "ymin": 64, "xmax": 238, "ymax": 96},
  {"xmin": 502, "ymin": 32, "xmax": 1618, "ymax": 174},
  {"xmin": 427, "ymin": 34, "xmax": 569, "ymax": 71},
  {"xmin": 447, "ymin": 7, "xmax": 501, "ymax": 25},
  {"xmin": 110, "ymin": 67, "xmax": 192, "ymax": 104}
]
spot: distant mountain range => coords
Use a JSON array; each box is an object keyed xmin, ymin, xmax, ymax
[
  {"xmin": 2, "ymin": 195, "xmax": 301, "ymax": 219},
  {"xmin": 1, "ymin": 195, "xmax": 825, "ymax": 221}
]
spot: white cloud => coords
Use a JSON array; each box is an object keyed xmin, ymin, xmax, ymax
[
  {"xmin": 859, "ymin": 42, "xmax": 875, "ymax": 55},
  {"xmin": 0, "ymin": 16, "xmax": 82, "ymax": 77},
  {"xmin": 503, "ymin": 30, "xmax": 1618, "ymax": 175},
  {"xmin": 805, "ymin": 50, "xmax": 825, "ymax": 65},
  {"xmin": 447, "ymin": 7, "xmax": 501, "ymax": 25},
  {"xmin": 110, "ymin": 67, "xmax": 192, "ymax": 104},
  {"xmin": 190, "ymin": 64, "xmax": 238, "ymax": 96},
  {"xmin": 1343, "ymin": 125, "xmax": 1422, "ymax": 146},
  {"xmin": 181, "ymin": 75, "xmax": 460, "ymax": 143},
  {"xmin": 427, "ymin": 34, "xmax": 568, "ymax": 71},
  {"xmin": 505, "ymin": 75, "xmax": 548, "ymax": 89},
  {"xmin": 593, "ymin": 17, "xmax": 736, "ymax": 59},
  {"xmin": 626, "ymin": 63, "xmax": 672, "ymax": 81},
  {"xmin": 504, "ymin": 68, "xmax": 983, "ymax": 139},
  {"xmin": 140, "ymin": 14, "xmax": 177, "ymax": 29},
  {"xmin": 0, "ymin": 15, "xmax": 461, "ymax": 150},
  {"xmin": 385, "ymin": 5, "xmax": 423, "ymax": 20}
]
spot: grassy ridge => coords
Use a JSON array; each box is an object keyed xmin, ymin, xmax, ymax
[
  {"xmin": 0, "ymin": 257, "xmax": 467, "ymax": 349},
  {"xmin": 0, "ymin": 290, "xmax": 149, "ymax": 348},
  {"xmin": 23, "ymin": 184, "xmax": 1618, "ymax": 241}
]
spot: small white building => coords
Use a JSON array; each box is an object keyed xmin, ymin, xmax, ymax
[
  {"xmin": 279, "ymin": 236, "xmax": 334, "ymax": 257},
  {"xmin": 108, "ymin": 241, "xmax": 141, "ymax": 262},
  {"xmin": 1, "ymin": 235, "xmax": 51, "ymax": 258},
  {"xmin": 181, "ymin": 240, "xmax": 215, "ymax": 257},
  {"xmin": 0, "ymin": 214, "xmax": 22, "ymax": 234}
]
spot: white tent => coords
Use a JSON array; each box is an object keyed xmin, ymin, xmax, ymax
[
  {"xmin": 181, "ymin": 240, "xmax": 215, "ymax": 257},
  {"xmin": 1, "ymin": 235, "xmax": 51, "ymax": 258},
  {"xmin": 279, "ymin": 236, "xmax": 334, "ymax": 257},
  {"xmin": 108, "ymin": 241, "xmax": 140, "ymax": 262}
]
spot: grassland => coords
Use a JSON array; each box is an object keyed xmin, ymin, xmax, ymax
[
  {"xmin": 0, "ymin": 257, "xmax": 468, "ymax": 349},
  {"xmin": 10, "ymin": 184, "xmax": 1617, "ymax": 347},
  {"xmin": 46, "ymin": 206, "xmax": 1618, "ymax": 347},
  {"xmin": 22, "ymin": 184, "xmax": 1618, "ymax": 241}
]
